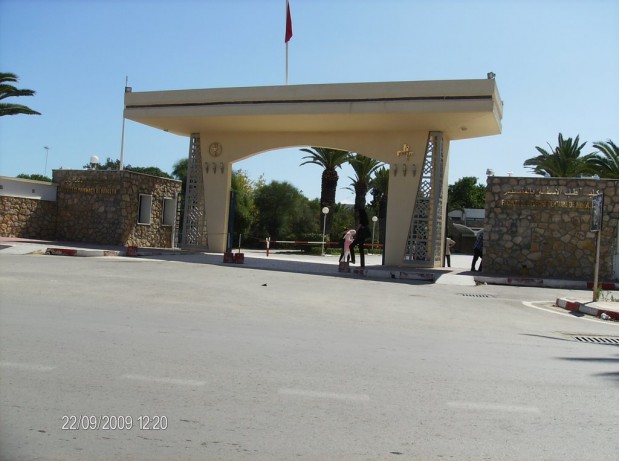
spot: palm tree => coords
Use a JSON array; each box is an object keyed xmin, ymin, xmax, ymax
[
  {"xmin": 300, "ymin": 147, "xmax": 350, "ymax": 232},
  {"xmin": 590, "ymin": 140, "xmax": 619, "ymax": 179},
  {"xmin": 369, "ymin": 166, "xmax": 389, "ymax": 246},
  {"xmin": 523, "ymin": 133, "xmax": 595, "ymax": 177},
  {"xmin": 348, "ymin": 153, "xmax": 383, "ymax": 218},
  {"xmin": 369, "ymin": 166, "xmax": 389, "ymax": 220},
  {"xmin": 0, "ymin": 72, "xmax": 41, "ymax": 116}
]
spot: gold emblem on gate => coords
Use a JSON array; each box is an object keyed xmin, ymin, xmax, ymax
[{"xmin": 396, "ymin": 144, "xmax": 413, "ymax": 160}]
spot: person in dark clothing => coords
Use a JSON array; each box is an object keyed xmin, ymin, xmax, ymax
[
  {"xmin": 471, "ymin": 231, "xmax": 483, "ymax": 271},
  {"xmin": 350, "ymin": 209, "xmax": 371, "ymax": 267}
]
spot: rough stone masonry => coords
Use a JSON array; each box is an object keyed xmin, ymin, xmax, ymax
[{"xmin": 484, "ymin": 177, "xmax": 618, "ymax": 280}]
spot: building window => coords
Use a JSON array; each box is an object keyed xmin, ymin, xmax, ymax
[
  {"xmin": 138, "ymin": 194, "xmax": 152, "ymax": 225},
  {"xmin": 162, "ymin": 197, "xmax": 176, "ymax": 226}
]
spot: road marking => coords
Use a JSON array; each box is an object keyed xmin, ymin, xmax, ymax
[
  {"xmin": 447, "ymin": 401, "xmax": 540, "ymax": 414},
  {"xmin": 0, "ymin": 361, "xmax": 56, "ymax": 372},
  {"xmin": 278, "ymin": 388, "xmax": 370, "ymax": 402},
  {"xmin": 522, "ymin": 301, "xmax": 611, "ymax": 324},
  {"xmin": 121, "ymin": 374, "xmax": 206, "ymax": 387}
]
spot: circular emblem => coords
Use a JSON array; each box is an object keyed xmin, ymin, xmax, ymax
[{"xmin": 209, "ymin": 142, "xmax": 222, "ymax": 157}]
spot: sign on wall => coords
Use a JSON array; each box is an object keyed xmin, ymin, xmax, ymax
[{"xmin": 591, "ymin": 193, "xmax": 604, "ymax": 232}]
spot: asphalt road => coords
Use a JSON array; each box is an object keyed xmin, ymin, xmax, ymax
[{"xmin": 1, "ymin": 253, "xmax": 618, "ymax": 460}]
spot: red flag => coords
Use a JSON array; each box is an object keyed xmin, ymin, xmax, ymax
[{"xmin": 285, "ymin": 1, "xmax": 293, "ymax": 43}]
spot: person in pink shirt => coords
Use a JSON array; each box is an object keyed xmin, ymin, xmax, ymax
[{"xmin": 340, "ymin": 229, "xmax": 356, "ymax": 263}]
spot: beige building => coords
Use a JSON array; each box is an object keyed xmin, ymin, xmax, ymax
[
  {"xmin": 0, "ymin": 176, "xmax": 57, "ymax": 239},
  {"xmin": 124, "ymin": 79, "xmax": 503, "ymax": 266}
]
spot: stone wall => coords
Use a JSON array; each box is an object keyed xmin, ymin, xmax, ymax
[
  {"xmin": 0, "ymin": 196, "xmax": 57, "ymax": 239},
  {"xmin": 53, "ymin": 170, "xmax": 181, "ymax": 248},
  {"xmin": 119, "ymin": 171, "xmax": 181, "ymax": 248},
  {"xmin": 485, "ymin": 177, "xmax": 619, "ymax": 281},
  {"xmin": 54, "ymin": 170, "xmax": 123, "ymax": 245}
]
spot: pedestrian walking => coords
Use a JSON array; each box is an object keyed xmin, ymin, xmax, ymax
[
  {"xmin": 445, "ymin": 236, "xmax": 455, "ymax": 267},
  {"xmin": 471, "ymin": 231, "xmax": 483, "ymax": 272}
]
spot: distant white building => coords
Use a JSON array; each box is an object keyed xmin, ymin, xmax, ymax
[
  {"xmin": 0, "ymin": 176, "xmax": 57, "ymax": 201},
  {"xmin": 448, "ymin": 208, "xmax": 485, "ymax": 230}
]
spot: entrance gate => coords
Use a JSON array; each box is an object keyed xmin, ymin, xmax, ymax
[{"xmin": 124, "ymin": 79, "xmax": 502, "ymax": 267}]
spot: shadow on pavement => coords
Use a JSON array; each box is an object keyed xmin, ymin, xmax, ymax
[{"xmin": 137, "ymin": 251, "xmax": 438, "ymax": 285}]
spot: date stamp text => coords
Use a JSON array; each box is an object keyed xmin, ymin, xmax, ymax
[{"xmin": 61, "ymin": 415, "xmax": 167, "ymax": 431}]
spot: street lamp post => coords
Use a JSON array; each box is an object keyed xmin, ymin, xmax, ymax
[
  {"xmin": 371, "ymin": 215, "xmax": 378, "ymax": 253},
  {"xmin": 321, "ymin": 207, "xmax": 330, "ymax": 256},
  {"xmin": 591, "ymin": 193, "xmax": 604, "ymax": 301},
  {"xmin": 44, "ymin": 146, "xmax": 50, "ymax": 177}
]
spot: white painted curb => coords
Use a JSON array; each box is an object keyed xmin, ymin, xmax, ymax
[{"xmin": 555, "ymin": 297, "xmax": 619, "ymax": 320}]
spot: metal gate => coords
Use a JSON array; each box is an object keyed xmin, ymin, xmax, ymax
[
  {"xmin": 181, "ymin": 134, "xmax": 209, "ymax": 249},
  {"xmin": 404, "ymin": 132, "xmax": 445, "ymax": 265}
]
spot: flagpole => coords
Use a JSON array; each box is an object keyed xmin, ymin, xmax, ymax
[
  {"xmin": 120, "ymin": 76, "xmax": 128, "ymax": 171},
  {"xmin": 285, "ymin": 0, "xmax": 288, "ymax": 85},
  {"xmin": 285, "ymin": 0, "xmax": 292, "ymax": 85},
  {"xmin": 286, "ymin": 42, "xmax": 289, "ymax": 85}
]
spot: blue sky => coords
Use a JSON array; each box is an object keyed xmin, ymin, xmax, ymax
[{"xmin": 1, "ymin": 0, "xmax": 617, "ymax": 203}]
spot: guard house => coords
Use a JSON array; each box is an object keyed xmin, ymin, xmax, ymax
[
  {"xmin": 0, "ymin": 171, "xmax": 182, "ymax": 248},
  {"xmin": 124, "ymin": 79, "xmax": 502, "ymax": 266},
  {"xmin": 53, "ymin": 170, "xmax": 181, "ymax": 248}
]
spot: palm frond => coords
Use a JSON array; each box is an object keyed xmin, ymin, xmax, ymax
[
  {"xmin": 523, "ymin": 133, "xmax": 593, "ymax": 177},
  {"xmin": 590, "ymin": 140, "xmax": 619, "ymax": 178},
  {"xmin": 0, "ymin": 73, "xmax": 19, "ymax": 84},
  {"xmin": 0, "ymin": 73, "xmax": 40, "ymax": 117},
  {"xmin": 299, "ymin": 147, "xmax": 350, "ymax": 169},
  {"xmin": 0, "ymin": 103, "xmax": 41, "ymax": 116}
]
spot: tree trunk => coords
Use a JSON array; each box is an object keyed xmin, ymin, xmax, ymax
[
  {"xmin": 321, "ymin": 169, "xmax": 338, "ymax": 235},
  {"xmin": 354, "ymin": 181, "xmax": 368, "ymax": 225}
]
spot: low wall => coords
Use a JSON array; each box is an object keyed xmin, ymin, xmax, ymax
[
  {"xmin": 484, "ymin": 177, "xmax": 619, "ymax": 281},
  {"xmin": 0, "ymin": 196, "xmax": 57, "ymax": 239},
  {"xmin": 54, "ymin": 170, "xmax": 123, "ymax": 245},
  {"xmin": 53, "ymin": 170, "xmax": 181, "ymax": 248}
]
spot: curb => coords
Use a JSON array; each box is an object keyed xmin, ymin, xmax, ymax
[
  {"xmin": 344, "ymin": 268, "xmax": 436, "ymax": 281},
  {"xmin": 45, "ymin": 248, "xmax": 120, "ymax": 257},
  {"xmin": 555, "ymin": 297, "xmax": 619, "ymax": 320},
  {"xmin": 586, "ymin": 281, "xmax": 619, "ymax": 290},
  {"xmin": 477, "ymin": 275, "xmax": 589, "ymax": 290},
  {"xmin": 43, "ymin": 247, "xmax": 187, "ymax": 258},
  {"xmin": 396, "ymin": 270, "xmax": 435, "ymax": 281}
]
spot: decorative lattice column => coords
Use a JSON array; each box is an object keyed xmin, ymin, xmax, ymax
[
  {"xmin": 404, "ymin": 131, "xmax": 445, "ymax": 265},
  {"xmin": 181, "ymin": 134, "xmax": 209, "ymax": 249}
]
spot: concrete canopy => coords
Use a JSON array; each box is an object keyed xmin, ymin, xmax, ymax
[
  {"xmin": 125, "ymin": 79, "xmax": 502, "ymax": 141},
  {"xmin": 124, "ymin": 79, "xmax": 502, "ymax": 266}
]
